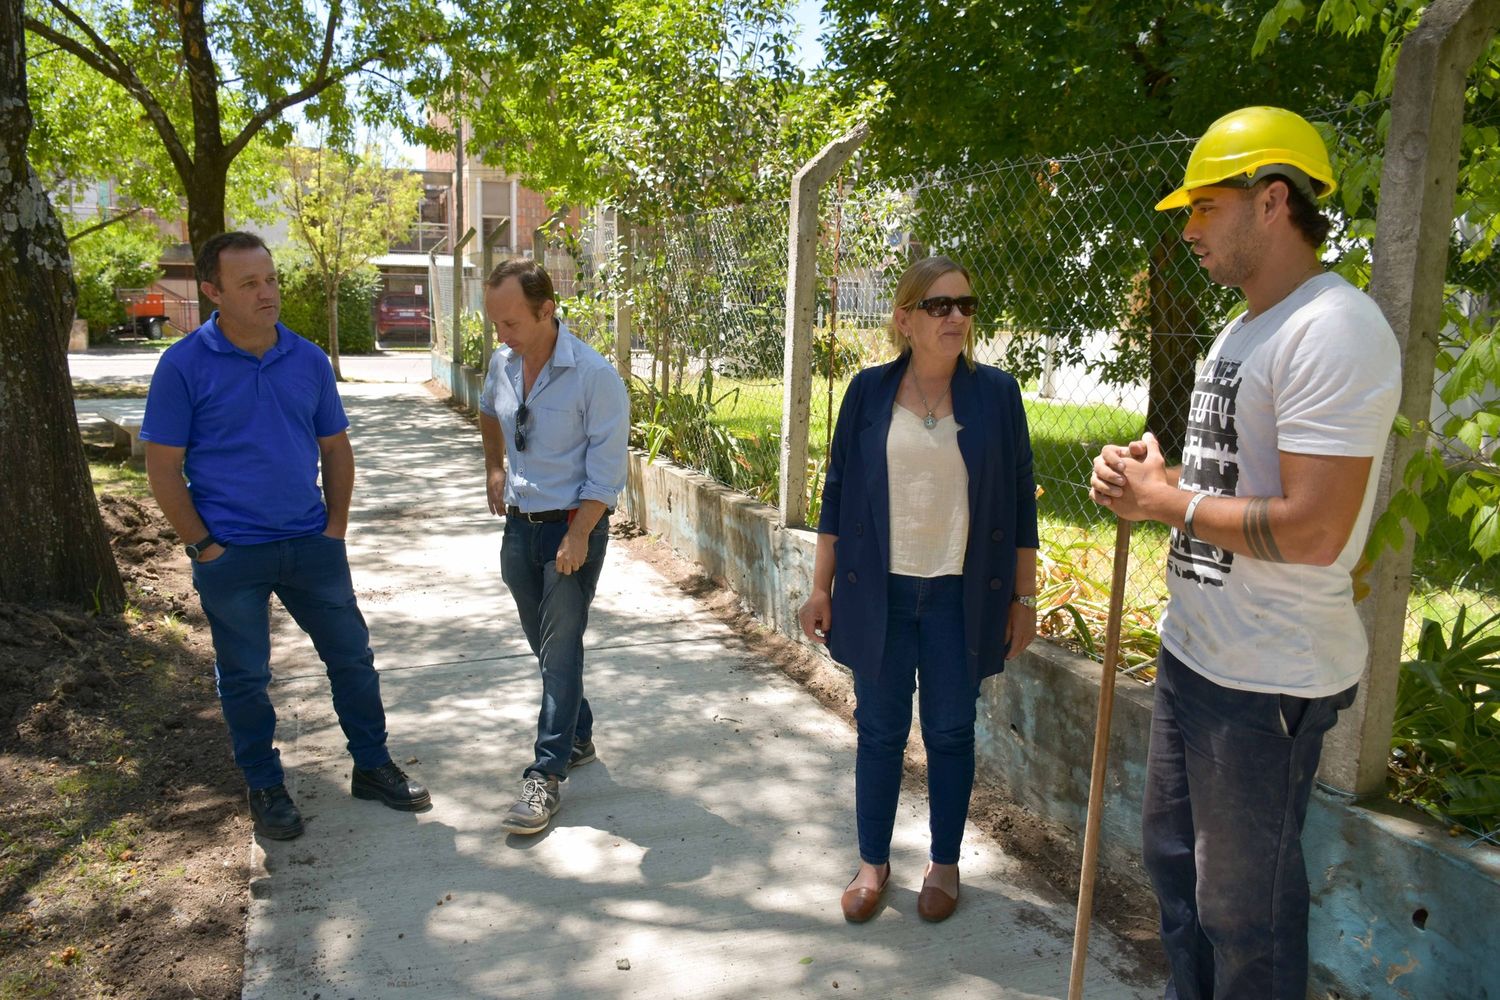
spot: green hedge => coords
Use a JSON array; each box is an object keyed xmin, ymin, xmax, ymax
[{"xmin": 274, "ymin": 255, "xmax": 380, "ymax": 354}]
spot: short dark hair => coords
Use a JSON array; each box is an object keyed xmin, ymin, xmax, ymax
[
  {"xmin": 484, "ymin": 257, "xmax": 555, "ymax": 317},
  {"xmin": 196, "ymin": 231, "xmax": 271, "ymax": 286},
  {"xmin": 1257, "ymin": 176, "xmax": 1332, "ymax": 247}
]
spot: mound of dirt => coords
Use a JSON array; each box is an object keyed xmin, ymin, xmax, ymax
[{"xmin": 0, "ymin": 493, "xmax": 247, "ymax": 999}]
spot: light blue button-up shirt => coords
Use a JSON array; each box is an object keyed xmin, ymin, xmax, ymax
[{"xmin": 478, "ymin": 319, "xmax": 630, "ymax": 512}]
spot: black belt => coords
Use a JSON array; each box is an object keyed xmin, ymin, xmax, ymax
[{"xmin": 506, "ymin": 506, "xmax": 570, "ymax": 523}]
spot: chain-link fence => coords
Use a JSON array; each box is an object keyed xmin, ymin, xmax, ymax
[
  {"xmin": 444, "ymin": 100, "xmax": 1496, "ymax": 838},
  {"xmin": 475, "ymin": 102, "xmax": 1495, "ymax": 668},
  {"xmin": 605, "ymin": 103, "xmax": 1489, "ymax": 661},
  {"xmin": 1413, "ymin": 166, "xmax": 1500, "ymax": 647},
  {"xmin": 1396, "ymin": 105, "xmax": 1500, "ymax": 846},
  {"xmin": 426, "ymin": 252, "xmax": 484, "ymax": 369}
]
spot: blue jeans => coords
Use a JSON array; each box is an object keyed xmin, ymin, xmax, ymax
[
  {"xmin": 191, "ymin": 534, "xmax": 390, "ymax": 790},
  {"xmin": 1142, "ymin": 648, "xmax": 1356, "ymax": 1000},
  {"xmin": 500, "ymin": 514, "xmax": 610, "ymax": 780},
  {"xmin": 852, "ymin": 574, "xmax": 978, "ymax": 867}
]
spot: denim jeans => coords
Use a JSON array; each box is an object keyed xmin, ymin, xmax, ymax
[
  {"xmin": 1142, "ymin": 648, "xmax": 1356, "ymax": 1000},
  {"xmin": 852, "ymin": 573, "xmax": 979, "ymax": 867},
  {"xmin": 191, "ymin": 533, "xmax": 390, "ymax": 789},
  {"xmin": 500, "ymin": 513, "xmax": 610, "ymax": 780}
]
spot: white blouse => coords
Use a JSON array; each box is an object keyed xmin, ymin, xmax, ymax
[{"xmin": 886, "ymin": 404, "xmax": 969, "ymax": 577}]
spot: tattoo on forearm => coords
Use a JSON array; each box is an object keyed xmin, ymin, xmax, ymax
[{"xmin": 1243, "ymin": 497, "xmax": 1286, "ymax": 562}]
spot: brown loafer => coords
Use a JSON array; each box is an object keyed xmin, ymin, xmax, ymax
[
  {"xmin": 840, "ymin": 862, "xmax": 891, "ymax": 923},
  {"xmin": 917, "ymin": 876, "xmax": 959, "ymax": 922}
]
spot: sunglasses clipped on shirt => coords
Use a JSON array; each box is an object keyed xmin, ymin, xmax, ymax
[
  {"xmin": 514, "ymin": 402, "xmax": 531, "ymax": 452},
  {"xmin": 915, "ymin": 295, "xmax": 979, "ymax": 318}
]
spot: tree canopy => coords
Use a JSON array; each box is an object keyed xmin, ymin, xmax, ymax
[
  {"xmin": 437, "ymin": 0, "xmax": 858, "ymax": 224},
  {"xmin": 823, "ymin": 0, "xmax": 1385, "ymax": 173},
  {"xmin": 25, "ymin": 0, "xmax": 455, "ymax": 259}
]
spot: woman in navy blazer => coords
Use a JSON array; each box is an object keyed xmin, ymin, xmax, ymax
[{"xmin": 799, "ymin": 256, "xmax": 1039, "ymax": 924}]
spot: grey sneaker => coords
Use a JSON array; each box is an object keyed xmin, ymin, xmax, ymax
[
  {"xmin": 500, "ymin": 772, "xmax": 561, "ymax": 835},
  {"xmin": 568, "ymin": 739, "xmax": 597, "ymax": 770}
]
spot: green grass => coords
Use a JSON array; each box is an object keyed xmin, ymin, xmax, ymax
[
  {"xmin": 683, "ymin": 383, "xmax": 1496, "ymax": 659},
  {"xmin": 1028, "ymin": 399, "xmax": 1146, "ymax": 524},
  {"xmin": 689, "ymin": 377, "xmax": 1148, "ymax": 516},
  {"xmin": 88, "ymin": 460, "xmax": 151, "ymax": 499},
  {"xmin": 685, "ymin": 373, "xmax": 847, "ymax": 455},
  {"xmin": 0, "ymin": 970, "xmax": 62, "ymax": 999}
]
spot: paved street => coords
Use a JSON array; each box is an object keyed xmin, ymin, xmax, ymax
[{"xmin": 68, "ymin": 347, "xmax": 433, "ymax": 387}]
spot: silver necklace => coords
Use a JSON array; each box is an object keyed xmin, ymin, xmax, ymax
[{"xmin": 911, "ymin": 374, "xmax": 952, "ymax": 429}]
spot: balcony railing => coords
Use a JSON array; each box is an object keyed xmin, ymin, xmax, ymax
[{"xmin": 390, "ymin": 222, "xmax": 449, "ymax": 255}]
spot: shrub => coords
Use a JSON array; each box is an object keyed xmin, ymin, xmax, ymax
[
  {"xmin": 458, "ymin": 311, "xmax": 489, "ymax": 369},
  {"xmin": 1390, "ymin": 606, "xmax": 1500, "ymax": 837},
  {"xmin": 273, "ymin": 254, "xmax": 379, "ymax": 354},
  {"xmin": 69, "ymin": 222, "xmax": 166, "ymax": 337}
]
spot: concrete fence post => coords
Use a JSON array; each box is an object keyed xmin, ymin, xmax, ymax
[
  {"xmin": 479, "ymin": 216, "xmax": 509, "ymax": 374},
  {"xmin": 1323, "ymin": 0, "xmax": 1500, "ymax": 795},
  {"xmin": 779, "ymin": 123, "xmax": 868, "ymax": 527},
  {"xmin": 614, "ymin": 217, "xmax": 634, "ymax": 384}
]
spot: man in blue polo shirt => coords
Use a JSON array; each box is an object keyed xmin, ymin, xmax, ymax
[
  {"xmin": 141, "ymin": 231, "xmax": 429, "ymax": 841},
  {"xmin": 478, "ymin": 258, "xmax": 629, "ymax": 836}
]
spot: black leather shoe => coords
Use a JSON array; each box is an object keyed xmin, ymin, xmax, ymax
[
  {"xmin": 351, "ymin": 761, "xmax": 431, "ymax": 811},
  {"xmin": 247, "ymin": 784, "xmax": 304, "ymax": 840}
]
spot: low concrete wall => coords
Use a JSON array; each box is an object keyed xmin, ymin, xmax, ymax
[
  {"xmin": 620, "ymin": 448, "xmax": 1500, "ymax": 1000},
  {"xmin": 430, "ymin": 353, "xmax": 485, "ymax": 410}
]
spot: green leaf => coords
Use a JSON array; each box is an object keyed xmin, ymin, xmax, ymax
[
  {"xmin": 1456, "ymin": 418, "xmax": 1485, "ymax": 454},
  {"xmin": 1441, "ymin": 347, "xmax": 1487, "ymax": 404},
  {"xmin": 1390, "ymin": 489, "xmax": 1430, "ymax": 536},
  {"xmin": 1253, "ymin": 0, "xmax": 1310, "ymax": 55},
  {"xmin": 1468, "ymin": 504, "xmax": 1500, "ymax": 561}
]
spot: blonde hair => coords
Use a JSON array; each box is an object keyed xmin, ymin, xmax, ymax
[{"xmin": 885, "ymin": 256, "xmax": 977, "ymax": 370}]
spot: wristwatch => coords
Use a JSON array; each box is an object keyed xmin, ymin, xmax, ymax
[
  {"xmin": 184, "ymin": 535, "xmax": 220, "ymax": 560},
  {"xmin": 1012, "ymin": 593, "xmax": 1038, "ymax": 609}
]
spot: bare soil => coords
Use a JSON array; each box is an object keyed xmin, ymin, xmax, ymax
[{"xmin": 0, "ymin": 493, "xmax": 247, "ymax": 1000}]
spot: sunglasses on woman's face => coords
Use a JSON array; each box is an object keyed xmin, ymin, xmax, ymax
[{"xmin": 915, "ymin": 295, "xmax": 979, "ymax": 318}]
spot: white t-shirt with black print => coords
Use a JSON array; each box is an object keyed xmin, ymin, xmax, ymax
[{"xmin": 1159, "ymin": 272, "xmax": 1401, "ymax": 697}]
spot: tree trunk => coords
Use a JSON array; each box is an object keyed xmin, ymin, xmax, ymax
[
  {"xmin": 186, "ymin": 165, "xmax": 229, "ymax": 326},
  {"xmin": 0, "ymin": 0, "xmax": 125, "ymax": 612},
  {"xmin": 1145, "ymin": 225, "xmax": 1206, "ymax": 462},
  {"xmin": 325, "ymin": 275, "xmax": 343, "ymax": 381}
]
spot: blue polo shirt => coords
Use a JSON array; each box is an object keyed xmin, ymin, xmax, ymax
[{"xmin": 140, "ymin": 313, "xmax": 349, "ymax": 544}]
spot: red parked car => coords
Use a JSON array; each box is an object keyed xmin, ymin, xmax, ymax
[{"xmin": 375, "ymin": 292, "xmax": 431, "ymax": 345}]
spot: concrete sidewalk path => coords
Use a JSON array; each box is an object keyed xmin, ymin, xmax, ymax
[{"xmin": 240, "ymin": 383, "xmax": 1155, "ymax": 1000}]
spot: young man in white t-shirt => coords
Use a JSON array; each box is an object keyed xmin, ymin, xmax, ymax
[{"xmin": 1090, "ymin": 107, "xmax": 1401, "ymax": 1000}]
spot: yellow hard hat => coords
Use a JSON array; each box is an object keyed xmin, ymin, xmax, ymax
[{"xmin": 1155, "ymin": 106, "xmax": 1336, "ymax": 211}]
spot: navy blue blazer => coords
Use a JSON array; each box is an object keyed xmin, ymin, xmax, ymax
[{"xmin": 816, "ymin": 354, "xmax": 1039, "ymax": 683}]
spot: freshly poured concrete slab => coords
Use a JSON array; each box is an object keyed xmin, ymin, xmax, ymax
[{"xmin": 240, "ymin": 384, "xmax": 1156, "ymax": 1000}]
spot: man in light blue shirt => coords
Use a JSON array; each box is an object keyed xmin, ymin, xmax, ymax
[{"xmin": 478, "ymin": 258, "xmax": 629, "ymax": 835}]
